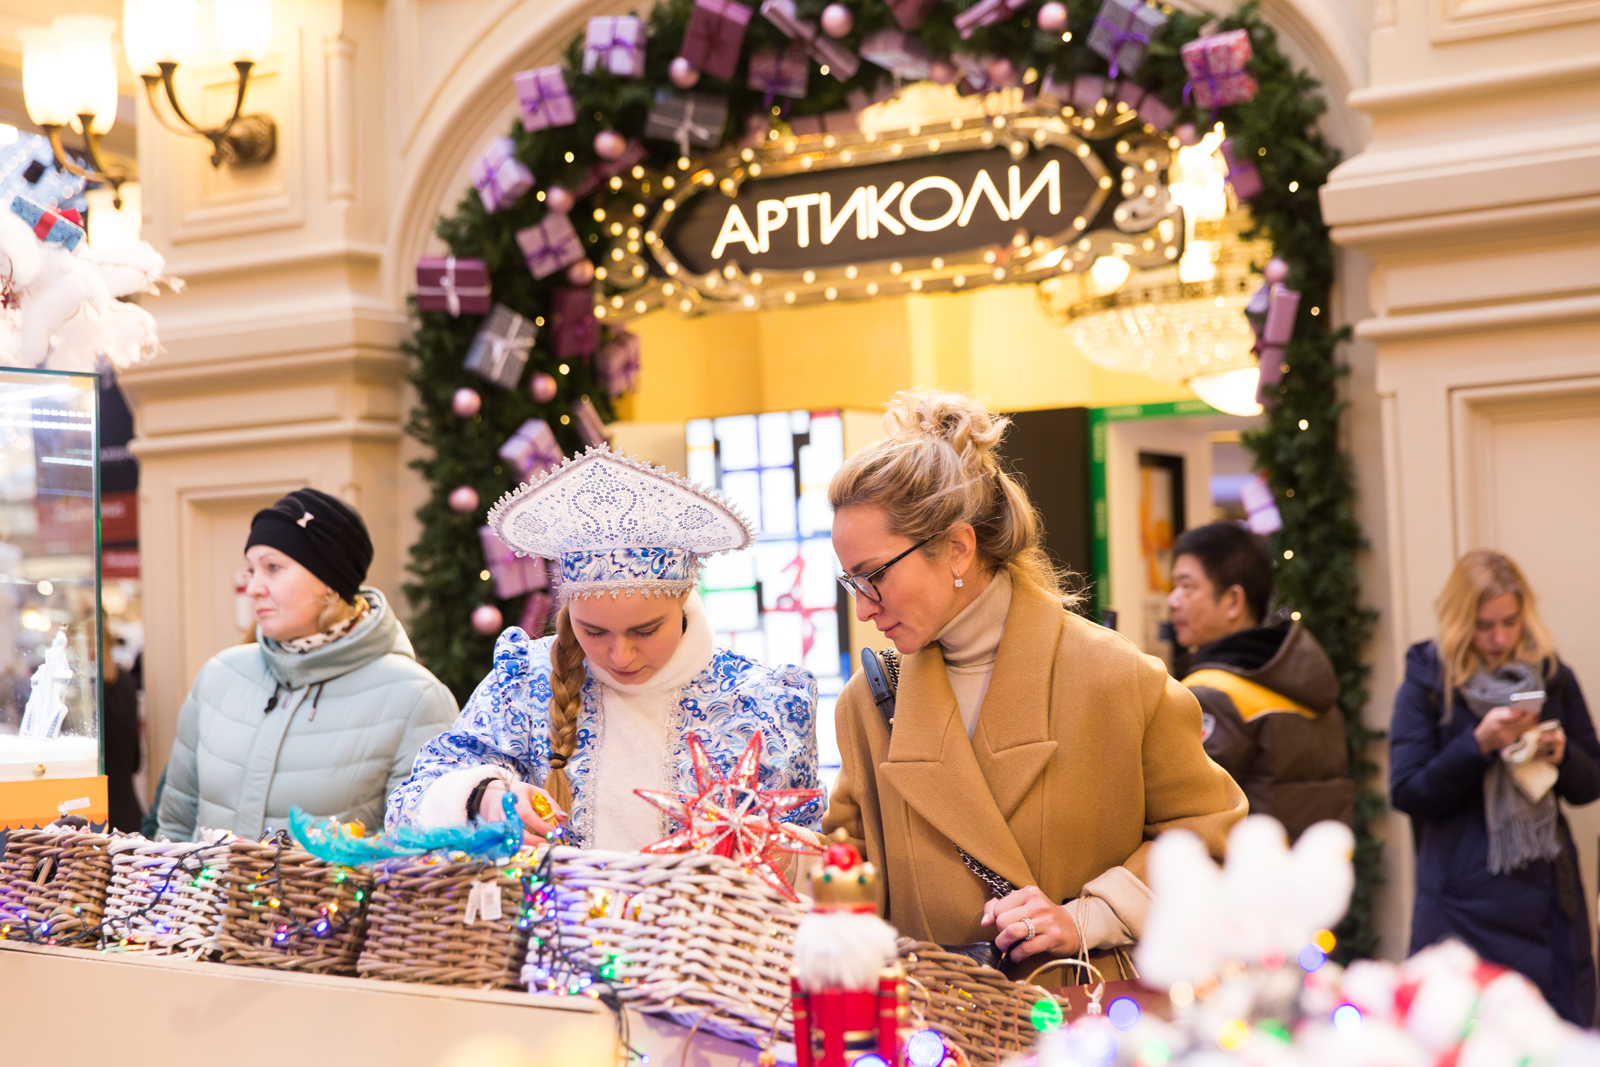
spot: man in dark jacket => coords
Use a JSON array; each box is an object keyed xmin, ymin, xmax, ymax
[{"xmin": 1167, "ymin": 522, "xmax": 1352, "ymax": 840}]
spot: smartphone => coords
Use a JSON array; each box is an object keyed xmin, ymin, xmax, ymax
[{"xmin": 1510, "ymin": 690, "xmax": 1546, "ymax": 715}]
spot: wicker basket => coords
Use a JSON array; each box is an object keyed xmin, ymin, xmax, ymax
[
  {"xmin": 0, "ymin": 825, "xmax": 114, "ymax": 944},
  {"xmin": 357, "ymin": 855, "xmax": 530, "ymax": 988},
  {"xmin": 103, "ymin": 831, "xmax": 234, "ymax": 955},
  {"xmin": 215, "ymin": 836, "xmax": 371, "ymax": 974},
  {"xmin": 899, "ymin": 940, "xmax": 1075, "ymax": 1067},
  {"xmin": 523, "ymin": 847, "xmax": 808, "ymax": 1048}
]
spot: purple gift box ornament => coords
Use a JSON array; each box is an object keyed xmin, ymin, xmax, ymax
[
  {"xmin": 1239, "ymin": 475, "xmax": 1283, "ymax": 536},
  {"xmin": 679, "ymin": 0, "xmax": 753, "ymax": 83},
  {"xmin": 479, "ymin": 526, "xmax": 551, "ymax": 599},
  {"xmin": 550, "ymin": 286, "xmax": 600, "ymax": 359},
  {"xmin": 415, "ymin": 256, "xmax": 490, "ymax": 317},
  {"xmin": 1086, "ymin": 0, "xmax": 1167, "ymax": 80},
  {"xmin": 471, "ymin": 136, "xmax": 533, "ymax": 213},
  {"xmin": 861, "ymin": 30, "xmax": 933, "ymax": 81},
  {"xmin": 519, "ymin": 590, "xmax": 554, "ymax": 638},
  {"xmin": 572, "ymin": 396, "xmax": 609, "ymax": 448},
  {"xmin": 516, "ymin": 213, "xmax": 586, "ymax": 280},
  {"xmin": 955, "ymin": 0, "xmax": 1028, "ymax": 40},
  {"xmin": 644, "ymin": 90, "xmax": 730, "ymax": 157},
  {"xmin": 1071, "ymin": 73, "xmax": 1109, "ymax": 112},
  {"xmin": 749, "ymin": 45, "xmax": 811, "ymax": 105},
  {"xmin": 1253, "ymin": 284, "xmax": 1301, "ymax": 407},
  {"xmin": 583, "ymin": 15, "xmax": 647, "ymax": 78},
  {"xmin": 464, "ymin": 305, "xmax": 538, "ymax": 390},
  {"xmin": 498, "ymin": 419, "xmax": 565, "ymax": 483},
  {"xmin": 10, "ymin": 197, "xmax": 84, "ymax": 251},
  {"xmin": 952, "ymin": 52, "xmax": 996, "ymax": 94},
  {"xmin": 760, "ymin": 0, "xmax": 860, "ymax": 81},
  {"xmin": 574, "ymin": 140, "xmax": 648, "ymax": 200},
  {"xmin": 514, "ymin": 66, "xmax": 577, "ymax": 133},
  {"xmin": 1181, "ymin": 29, "xmax": 1257, "ymax": 115},
  {"xmin": 1114, "ymin": 81, "xmax": 1175, "ymax": 133},
  {"xmin": 595, "ymin": 330, "xmax": 641, "ymax": 398},
  {"xmin": 1220, "ymin": 138, "xmax": 1263, "ymax": 200}
]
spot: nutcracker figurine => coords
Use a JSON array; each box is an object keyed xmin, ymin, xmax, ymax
[{"xmin": 791, "ymin": 835, "xmax": 908, "ymax": 1067}]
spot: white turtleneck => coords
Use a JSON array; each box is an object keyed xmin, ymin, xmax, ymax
[
  {"xmin": 935, "ymin": 570, "xmax": 1013, "ymax": 736},
  {"xmin": 586, "ymin": 592, "xmax": 715, "ymax": 851}
]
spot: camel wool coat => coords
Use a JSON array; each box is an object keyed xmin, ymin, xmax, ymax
[{"xmin": 822, "ymin": 577, "xmax": 1247, "ymax": 976}]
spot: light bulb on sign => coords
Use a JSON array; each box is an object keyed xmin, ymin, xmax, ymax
[
  {"xmin": 52, "ymin": 16, "xmax": 120, "ymax": 134},
  {"xmin": 215, "ymin": 0, "xmax": 273, "ymax": 62}
]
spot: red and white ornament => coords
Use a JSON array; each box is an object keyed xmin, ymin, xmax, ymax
[
  {"xmin": 452, "ymin": 387, "xmax": 482, "ymax": 417},
  {"xmin": 565, "ymin": 259, "xmax": 595, "ymax": 286},
  {"xmin": 668, "ymin": 56, "xmax": 700, "ymax": 89},
  {"xmin": 471, "ymin": 604, "xmax": 504, "ymax": 634},
  {"xmin": 820, "ymin": 3, "xmax": 854, "ymax": 37},
  {"xmin": 593, "ymin": 129, "xmax": 627, "ymax": 161},
  {"xmin": 544, "ymin": 185, "xmax": 575, "ymax": 214},
  {"xmin": 1037, "ymin": 1, "xmax": 1068, "ymax": 33},
  {"xmin": 448, "ymin": 485, "xmax": 480, "ymax": 513},
  {"xmin": 529, "ymin": 371, "xmax": 558, "ymax": 403}
]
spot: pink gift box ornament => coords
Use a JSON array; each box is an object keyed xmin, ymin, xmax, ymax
[
  {"xmin": 1252, "ymin": 284, "xmax": 1300, "ymax": 407},
  {"xmin": 415, "ymin": 256, "xmax": 490, "ymax": 317},
  {"xmin": 572, "ymin": 396, "xmax": 609, "ymax": 448},
  {"xmin": 955, "ymin": 0, "xmax": 1027, "ymax": 40},
  {"xmin": 514, "ymin": 66, "xmax": 576, "ymax": 133},
  {"xmin": 595, "ymin": 330, "xmax": 641, "ymax": 398},
  {"xmin": 1114, "ymin": 81, "xmax": 1175, "ymax": 133},
  {"xmin": 1087, "ymin": 0, "xmax": 1167, "ymax": 80},
  {"xmin": 749, "ymin": 46, "xmax": 810, "ymax": 102},
  {"xmin": 739, "ymin": 112, "xmax": 773, "ymax": 148},
  {"xmin": 760, "ymin": 0, "xmax": 860, "ymax": 81},
  {"xmin": 887, "ymin": 0, "xmax": 937, "ymax": 30},
  {"xmin": 1239, "ymin": 475, "xmax": 1283, "ymax": 536},
  {"xmin": 1220, "ymin": 138, "xmax": 1262, "ymax": 200},
  {"xmin": 463, "ymin": 304, "xmax": 537, "ymax": 390},
  {"xmin": 519, "ymin": 590, "xmax": 554, "ymax": 638},
  {"xmin": 584, "ymin": 15, "xmax": 646, "ymax": 77},
  {"xmin": 861, "ymin": 30, "xmax": 933, "ymax": 81},
  {"xmin": 790, "ymin": 110, "xmax": 858, "ymax": 136},
  {"xmin": 1182, "ymin": 29, "xmax": 1257, "ymax": 112},
  {"xmin": 498, "ymin": 419, "xmax": 565, "ymax": 484},
  {"xmin": 516, "ymin": 213, "xmax": 586, "ymax": 280},
  {"xmin": 471, "ymin": 136, "xmax": 533, "ymax": 213},
  {"xmin": 679, "ymin": 0, "xmax": 752, "ymax": 82},
  {"xmin": 479, "ymin": 525, "xmax": 551, "ymax": 599},
  {"xmin": 1071, "ymin": 73, "xmax": 1109, "ymax": 111},
  {"xmin": 645, "ymin": 90, "xmax": 729, "ymax": 156},
  {"xmin": 574, "ymin": 140, "xmax": 648, "ymax": 199},
  {"xmin": 952, "ymin": 52, "xmax": 996, "ymax": 94},
  {"xmin": 550, "ymin": 286, "xmax": 599, "ymax": 359}
]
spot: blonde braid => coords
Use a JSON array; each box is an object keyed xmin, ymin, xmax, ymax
[{"xmin": 544, "ymin": 603, "xmax": 586, "ymax": 810}]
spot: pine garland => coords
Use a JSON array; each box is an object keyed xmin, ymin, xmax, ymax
[{"xmin": 403, "ymin": 0, "xmax": 1382, "ymax": 957}]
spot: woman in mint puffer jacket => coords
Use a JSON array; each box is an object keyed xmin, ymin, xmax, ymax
[{"xmin": 156, "ymin": 489, "xmax": 457, "ymax": 841}]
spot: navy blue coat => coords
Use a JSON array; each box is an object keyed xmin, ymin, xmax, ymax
[{"xmin": 1390, "ymin": 641, "xmax": 1600, "ymax": 1025}]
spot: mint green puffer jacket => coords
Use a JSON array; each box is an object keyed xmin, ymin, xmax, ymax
[{"xmin": 156, "ymin": 588, "xmax": 457, "ymax": 841}]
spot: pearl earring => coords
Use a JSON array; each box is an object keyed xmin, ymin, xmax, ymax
[{"xmin": 954, "ymin": 577, "xmax": 964, "ymax": 588}]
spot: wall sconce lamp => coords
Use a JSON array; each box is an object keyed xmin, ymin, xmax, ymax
[
  {"xmin": 123, "ymin": 0, "xmax": 277, "ymax": 168},
  {"xmin": 19, "ymin": 16, "xmax": 134, "ymax": 208}
]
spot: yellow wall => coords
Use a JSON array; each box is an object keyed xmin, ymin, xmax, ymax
[{"xmin": 626, "ymin": 284, "xmax": 1195, "ymax": 421}]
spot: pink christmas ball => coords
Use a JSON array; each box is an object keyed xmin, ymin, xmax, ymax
[
  {"xmin": 820, "ymin": 3, "xmax": 854, "ymax": 37},
  {"xmin": 451, "ymin": 387, "xmax": 482, "ymax": 418},
  {"xmin": 471, "ymin": 604, "xmax": 504, "ymax": 635},
  {"xmin": 987, "ymin": 58, "xmax": 1019, "ymax": 87},
  {"xmin": 1264, "ymin": 257, "xmax": 1291, "ymax": 285},
  {"xmin": 544, "ymin": 185, "xmax": 575, "ymax": 214},
  {"xmin": 594, "ymin": 129, "xmax": 627, "ymax": 161},
  {"xmin": 530, "ymin": 372, "xmax": 559, "ymax": 403},
  {"xmin": 448, "ymin": 485, "xmax": 479, "ymax": 513},
  {"xmin": 928, "ymin": 59, "xmax": 958, "ymax": 85},
  {"xmin": 1175, "ymin": 123, "xmax": 1201, "ymax": 147},
  {"xmin": 566, "ymin": 258, "xmax": 596, "ymax": 286},
  {"xmin": 1037, "ymin": 1, "xmax": 1068, "ymax": 32},
  {"xmin": 669, "ymin": 57, "xmax": 701, "ymax": 89}
]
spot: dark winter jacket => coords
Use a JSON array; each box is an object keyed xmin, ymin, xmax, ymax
[
  {"xmin": 1390, "ymin": 640, "xmax": 1600, "ymax": 1026},
  {"xmin": 1183, "ymin": 620, "xmax": 1352, "ymax": 841}
]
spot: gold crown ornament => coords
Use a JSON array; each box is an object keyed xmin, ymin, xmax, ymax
[{"xmin": 807, "ymin": 829, "xmax": 880, "ymax": 913}]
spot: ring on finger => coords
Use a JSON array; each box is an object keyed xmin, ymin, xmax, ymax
[
  {"xmin": 1021, "ymin": 916, "xmax": 1036, "ymax": 942},
  {"xmin": 531, "ymin": 792, "xmax": 555, "ymax": 819}
]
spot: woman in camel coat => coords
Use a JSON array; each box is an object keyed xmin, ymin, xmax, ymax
[{"xmin": 824, "ymin": 390, "xmax": 1246, "ymax": 982}]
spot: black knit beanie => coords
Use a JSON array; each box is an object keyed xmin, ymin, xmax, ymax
[{"xmin": 245, "ymin": 488, "xmax": 373, "ymax": 603}]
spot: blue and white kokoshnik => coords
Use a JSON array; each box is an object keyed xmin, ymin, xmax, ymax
[{"xmin": 386, "ymin": 627, "xmax": 823, "ymax": 845}]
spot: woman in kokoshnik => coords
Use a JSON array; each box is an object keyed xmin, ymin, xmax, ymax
[{"xmin": 387, "ymin": 446, "xmax": 823, "ymax": 854}]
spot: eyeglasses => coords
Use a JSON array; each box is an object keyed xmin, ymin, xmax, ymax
[{"xmin": 837, "ymin": 537, "xmax": 932, "ymax": 604}]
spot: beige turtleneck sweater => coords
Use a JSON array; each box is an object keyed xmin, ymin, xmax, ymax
[{"xmin": 935, "ymin": 569, "xmax": 1013, "ymax": 737}]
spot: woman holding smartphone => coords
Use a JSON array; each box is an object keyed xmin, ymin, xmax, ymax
[{"xmin": 1390, "ymin": 550, "xmax": 1600, "ymax": 1025}]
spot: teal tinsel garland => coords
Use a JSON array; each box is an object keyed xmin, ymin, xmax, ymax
[{"xmin": 288, "ymin": 792, "xmax": 526, "ymax": 865}]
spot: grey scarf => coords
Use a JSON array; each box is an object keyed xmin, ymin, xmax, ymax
[{"xmin": 1458, "ymin": 662, "xmax": 1562, "ymax": 875}]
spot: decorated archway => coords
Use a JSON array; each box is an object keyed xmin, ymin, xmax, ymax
[{"xmin": 402, "ymin": 0, "xmax": 1378, "ymax": 957}]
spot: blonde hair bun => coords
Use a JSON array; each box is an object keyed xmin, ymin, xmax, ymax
[{"xmin": 884, "ymin": 389, "xmax": 1008, "ymax": 470}]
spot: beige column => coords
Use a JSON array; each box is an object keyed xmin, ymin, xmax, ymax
[
  {"xmin": 121, "ymin": 0, "xmax": 403, "ymax": 788},
  {"xmin": 1322, "ymin": 2, "xmax": 1600, "ymax": 954}
]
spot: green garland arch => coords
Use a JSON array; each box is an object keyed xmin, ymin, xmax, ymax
[{"xmin": 403, "ymin": 0, "xmax": 1383, "ymax": 959}]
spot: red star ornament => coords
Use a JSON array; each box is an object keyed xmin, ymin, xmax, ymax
[{"xmin": 634, "ymin": 731, "xmax": 822, "ymax": 902}]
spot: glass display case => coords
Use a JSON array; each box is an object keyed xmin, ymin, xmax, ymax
[{"xmin": 0, "ymin": 369, "xmax": 101, "ymax": 790}]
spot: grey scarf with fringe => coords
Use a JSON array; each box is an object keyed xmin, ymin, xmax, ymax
[{"xmin": 1458, "ymin": 662, "xmax": 1562, "ymax": 875}]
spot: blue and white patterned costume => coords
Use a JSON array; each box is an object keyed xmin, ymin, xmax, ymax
[{"xmin": 387, "ymin": 626, "xmax": 822, "ymax": 845}]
